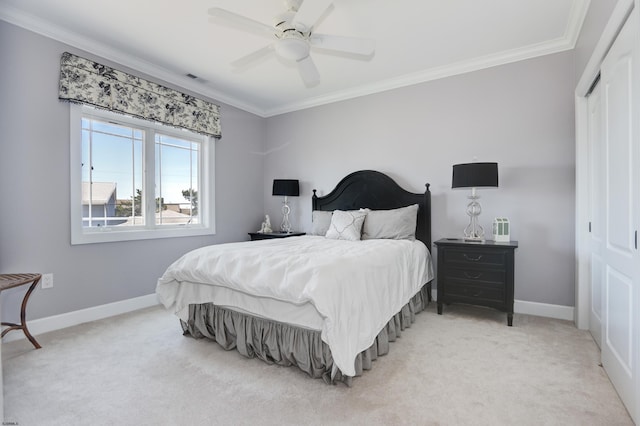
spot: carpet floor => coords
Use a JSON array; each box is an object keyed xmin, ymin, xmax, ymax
[{"xmin": 2, "ymin": 303, "xmax": 633, "ymax": 425}]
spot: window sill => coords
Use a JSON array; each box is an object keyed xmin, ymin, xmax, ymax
[{"xmin": 71, "ymin": 225, "xmax": 215, "ymax": 245}]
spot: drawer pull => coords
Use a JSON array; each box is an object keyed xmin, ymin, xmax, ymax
[
  {"xmin": 464, "ymin": 271, "xmax": 483, "ymax": 279},
  {"xmin": 463, "ymin": 253, "xmax": 483, "ymax": 261}
]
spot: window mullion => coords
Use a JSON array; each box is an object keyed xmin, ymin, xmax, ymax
[
  {"xmin": 189, "ymin": 143, "xmax": 194, "ymax": 222},
  {"xmin": 201, "ymin": 137, "xmax": 209, "ymax": 227},
  {"xmin": 130, "ymin": 127, "xmax": 136, "ymax": 226},
  {"xmin": 145, "ymin": 128, "xmax": 156, "ymax": 229},
  {"xmin": 88, "ymin": 119, "xmax": 93, "ymax": 228}
]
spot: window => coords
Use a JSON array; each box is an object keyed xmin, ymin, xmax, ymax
[{"xmin": 70, "ymin": 105, "xmax": 215, "ymax": 244}]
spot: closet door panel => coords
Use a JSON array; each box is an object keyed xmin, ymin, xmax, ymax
[
  {"xmin": 604, "ymin": 59, "xmax": 633, "ymax": 255},
  {"xmin": 599, "ymin": 9, "xmax": 639, "ymax": 421}
]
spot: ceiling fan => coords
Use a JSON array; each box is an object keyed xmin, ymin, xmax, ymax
[{"xmin": 208, "ymin": 0, "xmax": 376, "ymax": 87}]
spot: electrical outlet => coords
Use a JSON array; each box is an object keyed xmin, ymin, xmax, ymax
[{"xmin": 41, "ymin": 273, "xmax": 53, "ymax": 289}]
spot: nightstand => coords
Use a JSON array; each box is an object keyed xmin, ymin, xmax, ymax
[
  {"xmin": 248, "ymin": 232, "xmax": 306, "ymax": 241},
  {"xmin": 434, "ymin": 238, "xmax": 518, "ymax": 326}
]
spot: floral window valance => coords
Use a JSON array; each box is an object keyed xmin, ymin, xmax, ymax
[{"xmin": 58, "ymin": 52, "xmax": 221, "ymax": 139}]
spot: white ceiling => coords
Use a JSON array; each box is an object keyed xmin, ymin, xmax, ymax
[{"xmin": 0, "ymin": 0, "xmax": 589, "ymax": 117}]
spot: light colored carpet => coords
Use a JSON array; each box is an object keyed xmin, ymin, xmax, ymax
[{"xmin": 2, "ymin": 303, "xmax": 633, "ymax": 426}]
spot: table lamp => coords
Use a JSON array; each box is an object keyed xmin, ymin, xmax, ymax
[
  {"xmin": 272, "ymin": 179, "xmax": 299, "ymax": 233},
  {"xmin": 452, "ymin": 162, "xmax": 498, "ymax": 241}
]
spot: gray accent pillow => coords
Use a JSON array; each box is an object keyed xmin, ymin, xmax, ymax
[
  {"xmin": 361, "ymin": 204, "xmax": 419, "ymax": 240},
  {"xmin": 325, "ymin": 210, "xmax": 367, "ymax": 241},
  {"xmin": 311, "ymin": 210, "xmax": 333, "ymax": 236}
]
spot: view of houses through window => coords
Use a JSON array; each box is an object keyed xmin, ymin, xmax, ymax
[{"xmin": 81, "ymin": 113, "xmax": 201, "ymax": 229}]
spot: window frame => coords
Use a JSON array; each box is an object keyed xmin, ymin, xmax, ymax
[{"xmin": 70, "ymin": 104, "xmax": 215, "ymax": 245}]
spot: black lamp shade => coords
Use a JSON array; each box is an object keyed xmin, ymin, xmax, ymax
[
  {"xmin": 272, "ymin": 179, "xmax": 300, "ymax": 196},
  {"xmin": 452, "ymin": 163, "xmax": 499, "ymax": 188}
]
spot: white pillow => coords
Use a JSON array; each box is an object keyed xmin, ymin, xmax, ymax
[
  {"xmin": 361, "ymin": 204, "xmax": 419, "ymax": 240},
  {"xmin": 311, "ymin": 210, "xmax": 333, "ymax": 236},
  {"xmin": 325, "ymin": 210, "xmax": 367, "ymax": 241}
]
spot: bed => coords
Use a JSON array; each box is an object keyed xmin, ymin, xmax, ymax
[{"xmin": 156, "ymin": 170, "xmax": 433, "ymax": 385}]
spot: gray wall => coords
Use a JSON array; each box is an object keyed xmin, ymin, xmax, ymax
[
  {"xmin": 1, "ymin": 12, "xmax": 586, "ymax": 323},
  {"xmin": 264, "ymin": 51, "xmax": 577, "ymax": 307},
  {"xmin": 0, "ymin": 21, "xmax": 266, "ymax": 321}
]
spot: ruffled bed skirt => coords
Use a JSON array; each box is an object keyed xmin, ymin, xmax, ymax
[{"xmin": 181, "ymin": 283, "xmax": 431, "ymax": 385}]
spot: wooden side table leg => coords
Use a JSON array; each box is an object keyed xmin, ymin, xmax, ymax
[{"xmin": 19, "ymin": 278, "xmax": 41, "ymax": 349}]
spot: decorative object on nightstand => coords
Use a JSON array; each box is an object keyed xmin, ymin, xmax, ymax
[
  {"xmin": 257, "ymin": 215, "xmax": 273, "ymax": 233},
  {"xmin": 452, "ymin": 162, "xmax": 498, "ymax": 241},
  {"xmin": 434, "ymin": 238, "xmax": 518, "ymax": 326},
  {"xmin": 492, "ymin": 217, "xmax": 510, "ymax": 242},
  {"xmin": 248, "ymin": 231, "xmax": 306, "ymax": 241},
  {"xmin": 272, "ymin": 179, "xmax": 299, "ymax": 233}
]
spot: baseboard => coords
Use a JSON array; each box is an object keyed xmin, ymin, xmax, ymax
[
  {"xmin": 4, "ymin": 291, "xmax": 575, "ymax": 344},
  {"xmin": 431, "ymin": 290, "xmax": 574, "ymax": 321},
  {"xmin": 2, "ymin": 293, "xmax": 160, "ymax": 343},
  {"xmin": 513, "ymin": 300, "xmax": 574, "ymax": 321}
]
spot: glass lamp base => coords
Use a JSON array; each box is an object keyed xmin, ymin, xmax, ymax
[
  {"xmin": 463, "ymin": 192, "xmax": 484, "ymax": 241},
  {"xmin": 280, "ymin": 198, "xmax": 292, "ymax": 233}
]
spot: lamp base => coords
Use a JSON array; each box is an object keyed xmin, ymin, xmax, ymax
[
  {"xmin": 280, "ymin": 196, "xmax": 292, "ymax": 233},
  {"xmin": 463, "ymin": 190, "xmax": 485, "ymax": 241}
]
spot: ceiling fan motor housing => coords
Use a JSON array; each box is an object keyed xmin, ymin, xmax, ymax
[{"xmin": 274, "ymin": 11, "xmax": 311, "ymax": 61}]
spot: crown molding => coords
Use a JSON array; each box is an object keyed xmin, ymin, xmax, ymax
[
  {"xmin": 1, "ymin": 0, "xmax": 590, "ymax": 119},
  {"xmin": 264, "ymin": 36, "xmax": 575, "ymax": 117},
  {"xmin": 263, "ymin": 0, "xmax": 590, "ymax": 117},
  {"xmin": 0, "ymin": 4, "xmax": 266, "ymax": 117}
]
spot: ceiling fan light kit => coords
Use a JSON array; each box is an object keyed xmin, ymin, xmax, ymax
[
  {"xmin": 274, "ymin": 33, "xmax": 310, "ymax": 62},
  {"xmin": 208, "ymin": 0, "xmax": 375, "ymax": 87}
]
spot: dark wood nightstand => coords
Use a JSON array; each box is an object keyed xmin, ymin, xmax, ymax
[
  {"xmin": 248, "ymin": 232, "xmax": 306, "ymax": 241},
  {"xmin": 434, "ymin": 238, "xmax": 518, "ymax": 326}
]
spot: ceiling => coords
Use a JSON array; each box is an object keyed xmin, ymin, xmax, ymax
[{"xmin": 0, "ymin": 0, "xmax": 588, "ymax": 117}]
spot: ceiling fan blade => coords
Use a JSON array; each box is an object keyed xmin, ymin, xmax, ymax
[
  {"xmin": 291, "ymin": 0, "xmax": 333, "ymax": 32},
  {"xmin": 310, "ymin": 34, "xmax": 375, "ymax": 56},
  {"xmin": 208, "ymin": 7, "xmax": 274, "ymax": 37},
  {"xmin": 231, "ymin": 44, "xmax": 275, "ymax": 70},
  {"xmin": 297, "ymin": 55, "xmax": 320, "ymax": 86}
]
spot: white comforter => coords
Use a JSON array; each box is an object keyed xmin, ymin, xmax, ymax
[{"xmin": 156, "ymin": 235, "xmax": 432, "ymax": 376}]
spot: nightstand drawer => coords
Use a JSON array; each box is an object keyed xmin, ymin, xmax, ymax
[
  {"xmin": 446, "ymin": 281, "xmax": 505, "ymax": 302},
  {"xmin": 442, "ymin": 248, "xmax": 506, "ymax": 268},
  {"xmin": 444, "ymin": 268, "xmax": 505, "ymax": 284}
]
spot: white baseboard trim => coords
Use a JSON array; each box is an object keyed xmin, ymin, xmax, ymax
[
  {"xmin": 513, "ymin": 300, "xmax": 574, "ymax": 321},
  {"xmin": 4, "ymin": 291, "xmax": 576, "ymax": 344},
  {"xmin": 2, "ymin": 293, "xmax": 160, "ymax": 344},
  {"xmin": 432, "ymin": 290, "xmax": 574, "ymax": 321}
]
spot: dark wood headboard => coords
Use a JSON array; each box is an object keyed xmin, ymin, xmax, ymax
[{"xmin": 312, "ymin": 170, "xmax": 432, "ymax": 249}]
